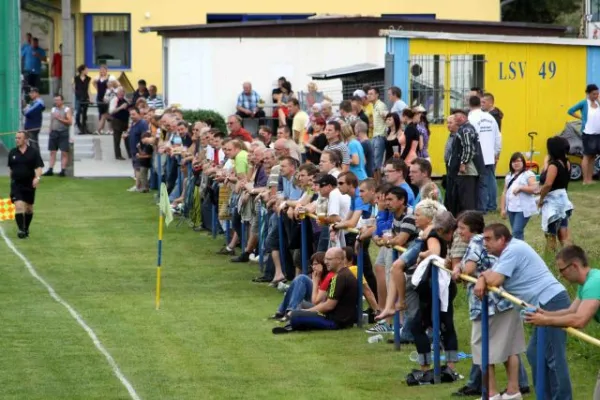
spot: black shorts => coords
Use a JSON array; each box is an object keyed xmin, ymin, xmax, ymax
[
  {"xmin": 10, "ymin": 181, "xmax": 36, "ymax": 205},
  {"xmin": 582, "ymin": 133, "xmax": 600, "ymax": 156},
  {"xmin": 48, "ymin": 130, "xmax": 70, "ymax": 152},
  {"xmin": 97, "ymin": 103, "xmax": 109, "ymax": 116}
]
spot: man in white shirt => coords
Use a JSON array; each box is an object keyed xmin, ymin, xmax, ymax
[
  {"xmin": 468, "ymin": 95, "xmax": 502, "ymax": 213},
  {"xmin": 388, "ymin": 86, "xmax": 408, "ymax": 115},
  {"xmin": 314, "ymin": 174, "xmax": 350, "ymax": 251}
]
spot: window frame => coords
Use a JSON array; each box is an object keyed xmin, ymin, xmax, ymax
[{"xmin": 84, "ymin": 13, "xmax": 132, "ymax": 70}]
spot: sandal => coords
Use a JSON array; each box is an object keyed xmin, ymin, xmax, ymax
[{"xmin": 269, "ymin": 278, "xmax": 286, "ymax": 287}]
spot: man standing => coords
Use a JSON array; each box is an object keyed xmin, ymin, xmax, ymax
[
  {"xmin": 388, "ymin": 86, "xmax": 408, "ymax": 115},
  {"xmin": 324, "ymin": 121, "xmax": 350, "ymax": 171},
  {"xmin": 109, "ymin": 87, "xmax": 130, "ymax": 160},
  {"xmin": 288, "ymin": 98, "xmax": 309, "ymax": 153},
  {"xmin": 482, "ymin": 92, "xmax": 504, "ymax": 131},
  {"xmin": 446, "ymin": 110, "xmax": 483, "ymax": 216},
  {"xmin": 368, "ymin": 87, "xmax": 389, "ymax": 182},
  {"xmin": 128, "ymin": 107, "xmax": 149, "ymax": 192},
  {"xmin": 273, "ymin": 247, "xmax": 358, "ymax": 333},
  {"xmin": 8, "ymin": 131, "xmax": 44, "ymax": 238},
  {"xmin": 469, "ymin": 96, "xmax": 502, "ymax": 213},
  {"xmin": 227, "ymin": 115, "xmax": 253, "ymax": 143},
  {"xmin": 43, "ymin": 95, "xmax": 72, "ymax": 177},
  {"xmin": 146, "ymin": 85, "xmax": 165, "ymax": 109},
  {"xmin": 526, "ymin": 245, "xmax": 600, "ymax": 400},
  {"xmin": 51, "ymin": 44, "xmax": 62, "ymax": 96},
  {"xmin": 382, "ymin": 159, "xmax": 416, "ymax": 208},
  {"xmin": 477, "ymin": 224, "xmax": 572, "ymax": 400},
  {"xmin": 22, "ymin": 37, "xmax": 47, "ymax": 89},
  {"xmin": 22, "ymin": 87, "xmax": 45, "ymax": 151},
  {"xmin": 409, "ymin": 158, "xmax": 441, "ymax": 203}
]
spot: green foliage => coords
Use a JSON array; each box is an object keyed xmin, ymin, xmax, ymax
[
  {"xmin": 502, "ymin": 0, "xmax": 580, "ymax": 24},
  {"xmin": 180, "ymin": 109, "xmax": 227, "ymax": 133}
]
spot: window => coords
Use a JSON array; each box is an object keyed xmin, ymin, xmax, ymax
[
  {"xmin": 84, "ymin": 14, "xmax": 131, "ymax": 69},
  {"xmin": 592, "ymin": 0, "xmax": 600, "ymax": 21},
  {"xmin": 449, "ymin": 55, "xmax": 485, "ymax": 111},
  {"xmin": 409, "ymin": 55, "xmax": 445, "ymax": 124}
]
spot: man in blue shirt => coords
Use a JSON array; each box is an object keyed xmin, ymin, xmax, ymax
[
  {"xmin": 382, "ymin": 159, "xmax": 416, "ymax": 208},
  {"xmin": 23, "ymin": 87, "xmax": 45, "ymax": 151},
  {"xmin": 22, "ymin": 37, "xmax": 47, "ymax": 89},
  {"xmin": 477, "ymin": 223, "xmax": 572, "ymax": 400}
]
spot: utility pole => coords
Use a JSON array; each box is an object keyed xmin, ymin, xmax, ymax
[{"xmin": 61, "ymin": 0, "xmax": 74, "ymax": 108}]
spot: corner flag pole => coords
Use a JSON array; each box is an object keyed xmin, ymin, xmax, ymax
[{"xmin": 156, "ymin": 211, "xmax": 164, "ymax": 310}]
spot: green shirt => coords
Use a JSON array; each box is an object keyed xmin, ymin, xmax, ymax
[
  {"xmin": 234, "ymin": 150, "xmax": 249, "ymax": 175},
  {"xmin": 577, "ymin": 269, "xmax": 600, "ymax": 323}
]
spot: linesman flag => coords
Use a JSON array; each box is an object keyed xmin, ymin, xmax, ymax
[{"xmin": 0, "ymin": 198, "xmax": 15, "ymax": 221}]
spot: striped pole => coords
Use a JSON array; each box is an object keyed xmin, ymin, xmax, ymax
[
  {"xmin": 356, "ymin": 240, "xmax": 364, "ymax": 328},
  {"xmin": 392, "ymin": 249, "xmax": 401, "ymax": 351},
  {"xmin": 481, "ymin": 292, "xmax": 490, "ymax": 399},
  {"xmin": 535, "ymin": 327, "xmax": 546, "ymax": 399},
  {"xmin": 155, "ymin": 212, "xmax": 164, "ymax": 310},
  {"xmin": 431, "ymin": 263, "xmax": 441, "ymax": 384}
]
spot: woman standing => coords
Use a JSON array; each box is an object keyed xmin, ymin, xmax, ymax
[
  {"xmin": 384, "ymin": 113, "xmax": 402, "ymax": 162},
  {"xmin": 454, "ymin": 211, "xmax": 526, "ymax": 400},
  {"xmin": 413, "ymin": 105, "xmax": 431, "ymax": 160},
  {"xmin": 73, "ymin": 64, "xmax": 91, "ymax": 135},
  {"xmin": 539, "ymin": 137, "xmax": 574, "ymax": 251},
  {"xmin": 399, "ymin": 109, "xmax": 420, "ymax": 165},
  {"xmin": 500, "ymin": 152, "xmax": 538, "ymax": 240},
  {"xmin": 93, "ymin": 64, "xmax": 111, "ymax": 135},
  {"xmin": 567, "ymin": 84, "xmax": 600, "ymax": 184}
]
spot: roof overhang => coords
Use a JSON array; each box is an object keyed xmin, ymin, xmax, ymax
[{"xmin": 309, "ymin": 63, "xmax": 383, "ymax": 80}]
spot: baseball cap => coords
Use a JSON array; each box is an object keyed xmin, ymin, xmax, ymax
[{"xmin": 353, "ymin": 89, "xmax": 367, "ymax": 98}]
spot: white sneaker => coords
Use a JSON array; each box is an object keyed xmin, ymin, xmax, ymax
[
  {"xmin": 249, "ymin": 254, "xmax": 258, "ymax": 262},
  {"xmin": 501, "ymin": 392, "xmax": 522, "ymax": 400},
  {"xmin": 479, "ymin": 394, "xmax": 502, "ymax": 400},
  {"xmin": 127, "ymin": 185, "xmax": 138, "ymax": 192}
]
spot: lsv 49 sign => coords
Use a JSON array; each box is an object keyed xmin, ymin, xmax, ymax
[{"xmin": 499, "ymin": 61, "xmax": 557, "ymax": 80}]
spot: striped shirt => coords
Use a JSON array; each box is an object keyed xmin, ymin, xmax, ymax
[
  {"xmin": 147, "ymin": 95, "xmax": 165, "ymax": 109},
  {"xmin": 325, "ymin": 142, "xmax": 350, "ymax": 165}
]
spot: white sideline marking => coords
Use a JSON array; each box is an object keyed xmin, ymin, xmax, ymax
[{"xmin": 0, "ymin": 226, "xmax": 142, "ymax": 400}]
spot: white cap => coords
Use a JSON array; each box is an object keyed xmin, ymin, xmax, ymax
[{"xmin": 353, "ymin": 89, "xmax": 367, "ymax": 98}]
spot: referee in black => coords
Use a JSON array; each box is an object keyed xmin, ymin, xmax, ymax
[{"xmin": 7, "ymin": 131, "xmax": 44, "ymax": 238}]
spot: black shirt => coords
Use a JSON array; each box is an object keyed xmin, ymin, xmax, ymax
[
  {"xmin": 8, "ymin": 145, "xmax": 44, "ymax": 184},
  {"xmin": 137, "ymin": 143, "xmax": 153, "ymax": 168},
  {"xmin": 540, "ymin": 160, "xmax": 570, "ymax": 191},
  {"xmin": 74, "ymin": 75, "xmax": 91, "ymax": 101},
  {"xmin": 306, "ymin": 133, "xmax": 328, "ymax": 165},
  {"xmin": 326, "ymin": 267, "xmax": 358, "ymax": 328},
  {"xmin": 358, "ymin": 110, "xmax": 369, "ymax": 126}
]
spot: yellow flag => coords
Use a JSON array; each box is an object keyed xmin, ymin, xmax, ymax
[
  {"xmin": 159, "ymin": 183, "xmax": 173, "ymax": 226},
  {"xmin": 0, "ymin": 198, "xmax": 15, "ymax": 221}
]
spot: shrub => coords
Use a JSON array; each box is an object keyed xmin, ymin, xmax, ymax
[{"xmin": 180, "ymin": 109, "xmax": 227, "ymax": 133}]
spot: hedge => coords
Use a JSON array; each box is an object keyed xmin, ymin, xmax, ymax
[{"xmin": 180, "ymin": 109, "xmax": 227, "ymax": 133}]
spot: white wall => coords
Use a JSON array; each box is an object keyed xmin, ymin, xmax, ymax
[{"xmin": 166, "ymin": 37, "xmax": 386, "ymax": 116}]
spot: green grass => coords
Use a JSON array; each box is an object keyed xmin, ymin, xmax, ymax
[{"xmin": 0, "ymin": 177, "xmax": 598, "ymax": 399}]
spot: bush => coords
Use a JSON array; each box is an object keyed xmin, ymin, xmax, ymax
[{"xmin": 180, "ymin": 109, "xmax": 227, "ymax": 133}]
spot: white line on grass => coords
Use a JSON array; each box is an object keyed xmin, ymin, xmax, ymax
[{"xmin": 0, "ymin": 226, "xmax": 142, "ymax": 400}]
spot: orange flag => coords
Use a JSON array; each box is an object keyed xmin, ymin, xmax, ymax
[{"xmin": 0, "ymin": 198, "xmax": 16, "ymax": 221}]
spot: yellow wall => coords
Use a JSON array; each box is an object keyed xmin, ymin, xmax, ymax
[
  {"xmin": 76, "ymin": 0, "xmax": 499, "ymax": 94},
  {"xmin": 409, "ymin": 39, "xmax": 587, "ymax": 176}
]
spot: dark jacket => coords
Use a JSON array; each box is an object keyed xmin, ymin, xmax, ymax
[
  {"xmin": 489, "ymin": 108, "xmax": 504, "ymax": 131},
  {"xmin": 447, "ymin": 122, "xmax": 485, "ymax": 176}
]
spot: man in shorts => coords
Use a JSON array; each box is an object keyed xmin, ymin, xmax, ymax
[
  {"xmin": 8, "ymin": 131, "xmax": 44, "ymax": 238},
  {"xmin": 43, "ymin": 95, "xmax": 72, "ymax": 177}
]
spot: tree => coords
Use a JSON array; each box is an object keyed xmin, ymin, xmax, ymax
[{"xmin": 501, "ymin": 0, "xmax": 580, "ymax": 24}]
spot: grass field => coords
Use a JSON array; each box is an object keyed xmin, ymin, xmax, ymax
[{"xmin": 0, "ymin": 177, "xmax": 599, "ymax": 400}]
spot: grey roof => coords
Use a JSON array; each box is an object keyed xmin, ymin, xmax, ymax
[{"xmin": 308, "ymin": 63, "xmax": 383, "ymax": 80}]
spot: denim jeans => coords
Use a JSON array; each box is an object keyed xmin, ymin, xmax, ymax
[
  {"xmin": 527, "ymin": 291, "xmax": 572, "ymax": 400},
  {"xmin": 466, "ymin": 354, "xmax": 530, "ymax": 390},
  {"xmin": 508, "ymin": 211, "xmax": 530, "ymax": 240},
  {"xmin": 478, "ymin": 164, "xmax": 498, "ymax": 212},
  {"xmin": 317, "ymin": 226, "xmax": 330, "ymax": 252},
  {"xmin": 277, "ymin": 275, "xmax": 313, "ymax": 314},
  {"xmin": 371, "ymin": 135, "xmax": 386, "ymax": 172}
]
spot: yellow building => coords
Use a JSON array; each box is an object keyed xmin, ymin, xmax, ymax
[{"xmin": 21, "ymin": 0, "xmax": 500, "ymax": 97}]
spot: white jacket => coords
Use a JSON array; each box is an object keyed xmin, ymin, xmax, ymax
[{"xmin": 469, "ymin": 108, "xmax": 502, "ymax": 166}]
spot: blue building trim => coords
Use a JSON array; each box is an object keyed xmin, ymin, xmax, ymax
[
  {"xmin": 206, "ymin": 14, "xmax": 315, "ymax": 23},
  {"xmin": 391, "ymin": 38, "xmax": 410, "ymax": 105},
  {"xmin": 587, "ymin": 46, "xmax": 600, "ymax": 85}
]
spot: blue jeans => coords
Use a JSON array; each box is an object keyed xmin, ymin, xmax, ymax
[
  {"xmin": 478, "ymin": 164, "xmax": 498, "ymax": 212},
  {"xmin": 466, "ymin": 354, "xmax": 530, "ymax": 390},
  {"xmin": 527, "ymin": 291, "xmax": 572, "ymax": 400},
  {"xmin": 508, "ymin": 211, "xmax": 530, "ymax": 240},
  {"xmin": 371, "ymin": 135, "xmax": 386, "ymax": 172},
  {"xmin": 317, "ymin": 226, "xmax": 330, "ymax": 252},
  {"xmin": 277, "ymin": 275, "xmax": 313, "ymax": 314}
]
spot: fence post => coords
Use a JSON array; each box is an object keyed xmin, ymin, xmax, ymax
[
  {"xmin": 212, "ymin": 185, "xmax": 218, "ymax": 239},
  {"xmin": 258, "ymin": 204, "xmax": 264, "ymax": 272},
  {"xmin": 536, "ymin": 327, "xmax": 546, "ymax": 400},
  {"xmin": 277, "ymin": 214, "xmax": 287, "ymax": 271},
  {"xmin": 392, "ymin": 249, "xmax": 401, "ymax": 351},
  {"xmin": 357, "ymin": 240, "xmax": 364, "ymax": 328},
  {"xmin": 156, "ymin": 153, "xmax": 162, "ymax": 189},
  {"xmin": 431, "ymin": 262, "xmax": 441, "ymax": 384},
  {"xmin": 225, "ymin": 220, "xmax": 230, "ymax": 244},
  {"xmin": 177, "ymin": 155, "xmax": 183, "ymax": 195},
  {"xmin": 241, "ymin": 221, "xmax": 247, "ymax": 252},
  {"xmin": 481, "ymin": 292, "xmax": 490, "ymax": 400},
  {"xmin": 300, "ymin": 217, "xmax": 308, "ymax": 275}
]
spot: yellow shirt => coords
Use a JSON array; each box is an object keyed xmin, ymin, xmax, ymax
[
  {"xmin": 348, "ymin": 265, "xmax": 368, "ymax": 285},
  {"xmin": 372, "ymin": 100, "xmax": 389, "ymax": 137},
  {"xmin": 292, "ymin": 110, "xmax": 309, "ymax": 152},
  {"xmin": 364, "ymin": 103, "xmax": 374, "ymax": 138}
]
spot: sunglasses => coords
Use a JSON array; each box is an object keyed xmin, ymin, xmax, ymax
[{"xmin": 558, "ymin": 263, "xmax": 574, "ymax": 274}]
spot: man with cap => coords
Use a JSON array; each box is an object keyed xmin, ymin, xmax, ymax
[{"xmin": 22, "ymin": 87, "xmax": 45, "ymax": 151}]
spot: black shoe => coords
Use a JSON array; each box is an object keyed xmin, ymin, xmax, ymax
[
  {"xmin": 252, "ymin": 276, "xmax": 272, "ymax": 283},
  {"xmin": 42, "ymin": 169, "xmax": 54, "ymax": 176},
  {"xmin": 116, "ymin": 156, "xmax": 126, "ymax": 161},
  {"xmin": 272, "ymin": 324, "xmax": 293, "ymax": 334},
  {"xmin": 17, "ymin": 230, "xmax": 27, "ymax": 239},
  {"xmin": 231, "ymin": 252, "xmax": 250, "ymax": 263},
  {"xmin": 451, "ymin": 385, "xmax": 480, "ymax": 396},
  {"xmin": 269, "ymin": 312, "xmax": 285, "ymax": 320},
  {"xmin": 59, "ymin": 170, "xmax": 66, "ymax": 177}
]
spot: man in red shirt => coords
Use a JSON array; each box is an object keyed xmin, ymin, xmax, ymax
[
  {"xmin": 51, "ymin": 44, "xmax": 62, "ymax": 96},
  {"xmin": 227, "ymin": 115, "xmax": 253, "ymax": 143}
]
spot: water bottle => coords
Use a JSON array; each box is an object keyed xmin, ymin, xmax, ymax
[
  {"xmin": 362, "ymin": 313, "xmax": 369, "ymax": 325},
  {"xmin": 368, "ymin": 334, "xmax": 384, "ymax": 344}
]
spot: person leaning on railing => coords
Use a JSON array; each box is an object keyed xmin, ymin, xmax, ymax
[{"xmin": 525, "ymin": 245, "xmax": 600, "ymax": 400}]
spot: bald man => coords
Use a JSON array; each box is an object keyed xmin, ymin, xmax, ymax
[{"xmin": 273, "ymin": 247, "xmax": 359, "ymax": 334}]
